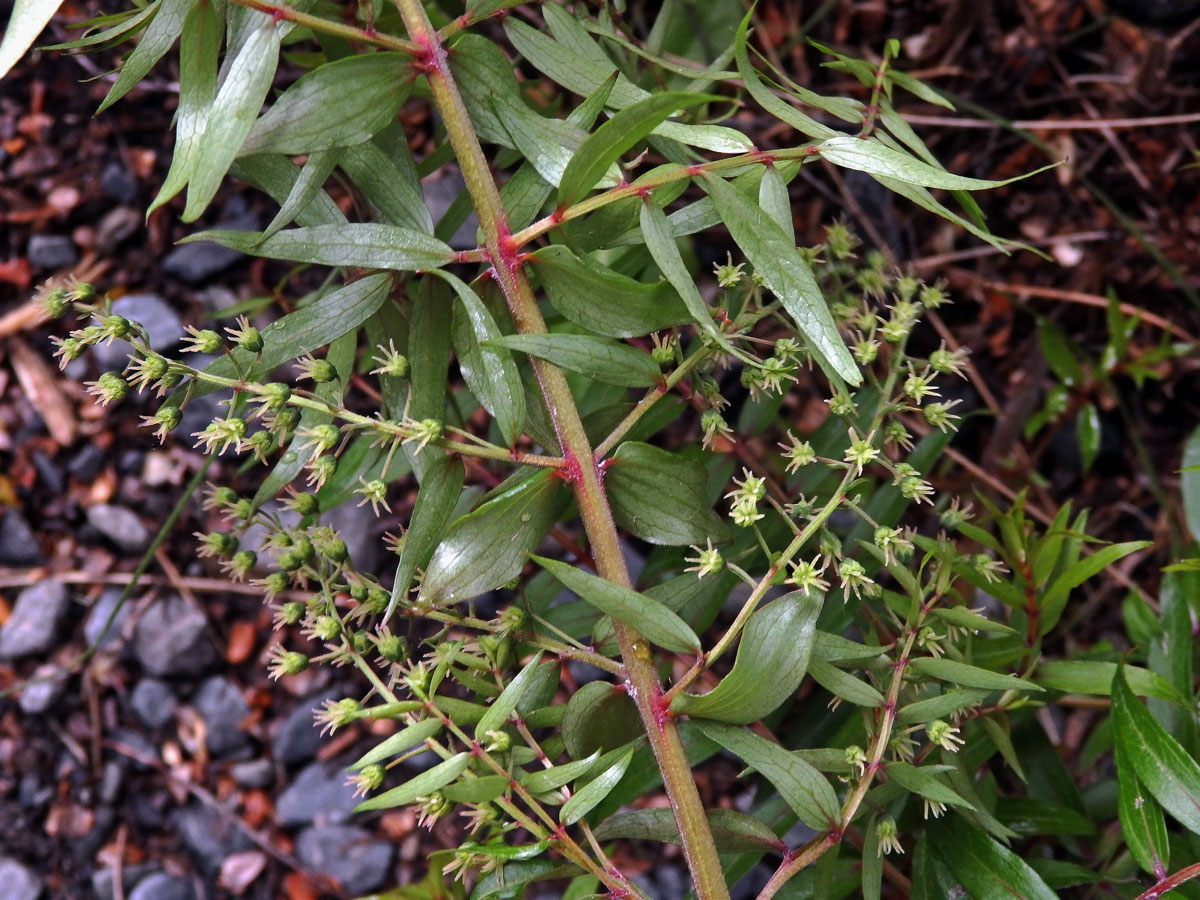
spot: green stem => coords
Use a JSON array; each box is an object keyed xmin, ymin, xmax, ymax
[
  {"xmin": 390, "ymin": 5, "xmax": 730, "ymax": 898},
  {"xmin": 226, "ymin": 0, "xmax": 419, "ymax": 54}
]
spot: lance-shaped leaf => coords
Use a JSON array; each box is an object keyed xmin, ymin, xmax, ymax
[
  {"xmin": 529, "ymin": 245, "xmax": 691, "ymax": 338},
  {"xmin": 702, "ymin": 172, "xmax": 860, "ymax": 385},
  {"xmin": 594, "ymin": 807, "xmax": 786, "ymax": 853},
  {"xmin": 673, "ymin": 592, "xmax": 819, "ymax": 723},
  {"xmin": 695, "ymin": 721, "xmax": 838, "ymax": 830},
  {"xmin": 258, "ymin": 149, "xmax": 340, "ymax": 241},
  {"xmin": 349, "ymin": 718, "xmax": 443, "ymax": 771},
  {"xmin": 1036, "ymin": 660, "xmax": 1189, "ymax": 707},
  {"xmin": 605, "ymin": 442, "xmax": 730, "ymax": 547},
  {"xmin": 929, "ymin": 819, "xmax": 1058, "ymax": 900},
  {"xmin": 817, "ymin": 136, "xmax": 1056, "ymax": 192},
  {"xmin": 435, "ymin": 270, "xmax": 525, "ymax": 446},
  {"xmin": 807, "ymin": 659, "xmax": 884, "ymax": 708},
  {"xmin": 558, "ymin": 92, "xmax": 714, "ymax": 207},
  {"xmin": 561, "ymin": 747, "xmax": 634, "ymax": 826},
  {"xmin": 908, "ymin": 657, "xmax": 1043, "ymax": 694},
  {"xmin": 562, "ymin": 682, "xmax": 642, "ymax": 760},
  {"xmin": 1112, "ymin": 665, "xmax": 1200, "ymax": 835},
  {"xmin": 442, "ymin": 776, "xmax": 509, "ymax": 804},
  {"xmin": 148, "ymin": 0, "xmax": 219, "ymax": 214},
  {"xmin": 1114, "ymin": 735, "xmax": 1170, "ymax": 876},
  {"xmin": 533, "ymin": 556, "xmax": 701, "ymax": 654},
  {"xmin": 355, "ymin": 752, "xmax": 470, "ymax": 813},
  {"xmin": 896, "ymin": 688, "xmax": 992, "ymax": 725},
  {"xmin": 884, "ymin": 762, "xmax": 972, "ymax": 810},
  {"xmin": 386, "ymin": 453, "xmax": 465, "ymax": 618},
  {"xmin": 240, "ymin": 52, "xmax": 412, "ymax": 156},
  {"xmin": 422, "ymin": 469, "xmax": 565, "ymax": 605},
  {"xmin": 521, "ymin": 751, "xmax": 601, "ymax": 794},
  {"xmin": 98, "ymin": 0, "xmax": 193, "ymax": 112},
  {"xmin": 183, "ymin": 19, "xmax": 281, "ymax": 221},
  {"xmin": 1038, "ymin": 540, "xmax": 1151, "ymax": 636},
  {"xmin": 179, "ymin": 223, "xmax": 454, "ymax": 270},
  {"xmin": 231, "ymin": 153, "xmax": 346, "ymax": 226},
  {"xmin": 485, "ymin": 333, "xmax": 661, "ymax": 387},
  {"xmin": 475, "ymin": 653, "xmax": 545, "ymax": 741},
  {"xmin": 340, "ymin": 137, "xmax": 433, "ymax": 234}
]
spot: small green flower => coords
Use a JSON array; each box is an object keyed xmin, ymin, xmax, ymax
[
  {"xmin": 259, "ymin": 571, "xmax": 291, "ymax": 600},
  {"xmin": 883, "ymin": 420, "xmax": 913, "ymax": 451},
  {"xmin": 305, "ymin": 454, "xmax": 338, "ymax": 489},
  {"xmin": 315, "ymin": 697, "xmax": 363, "ymax": 734},
  {"xmin": 919, "ymin": 281, "xmax": 950, "ymax": 309},
  {"xmin": 41, "ymin": 286, "xmax": 70, "ymax": 318},
  {"xmin": 274, "ymin": 601, "xmax": 306, "ymax": 628},
  {"xmin": 285, "ymin": 490, "xmax": 321, "ymax": 517},
  {"xmin": 355, "ymin": 477, "xmax": 391, "ymax": 515},
  {"xmin": 181, "ymin": 325, "xmax": 223, "ymax": 354},
  {"xmin": 684, "ymin": 539, "xmax": 724, "ymax": 578},
  {"xmin": 245, "ymin": 429, "xmax": 275, "ymax": 462},
  {"xmin": 926, "ymin": 719, "xmax": 965, "ymax": 752},
  {"xmin": 826, "ymin": 392, "xmax": 857, "ymax": 417},
  {"xmin": 873, "ymin": 526, "xmax": 912, "ymax": 565},
  {"xmin": 295, "ymin": 353, "xmax": 338, "ymax": 383},
  {"xmin": 268, "ymin": 645, "xmax": 309, "ymax": 679},
  {"xmin": 845, "ymin": 744, "xmax": 867, "ymax": 776},
  {"xmin": 876, "ymin": 816, "xmax": 903, "ymax": 856},
  {"xmin": 196, "ymin": 531, "xmax": 238, "ymax": 559},
  {"xmin": 298, "ymin": 423, "xmax": 340, "ymax": 455},
  {"xmin": 786, "ymin": 557, "xmax": 829, "ymax": 596},
  {"xmin": 371, "ymin": 340, "xmax": 410, "ymax": 378},
  {"xmin": 85, "ymin": 371, "xmax": 128, "ymax": 405},
  {"xmin": 192, "ymin": 416, "xmax": 247, "ymax": 455},
  {"xmin": 823, "ymin": 221, "xmax": 857, "ymax": 260},
  {"xmin": 836, "ymin": 557, "xmax": 873, "ymax": 601},
  {"xmin": 225, "ymin": 315, "xmax": 263, "ymax": 353},
  {"xmin": 349, "ymin": 763, "xmax": 386, "ymax": 797},
  {"xmin": 903, "ymin": 369, "xmax": 940, "ymax": 402},
  {"xmin": 51, "ymin": 335, "xmax": 85, "ymax": 368},
  {"xmin": 374, "ymin": 628, "xmax": 406, "ymax": 662},
  {"xmin": 780, "ymin": 433, "xmax": 817, "ymax": 473},
  {"xmin": 853, "ymin": 338, "xmax": 878, "ymax": 366},
  {"xmin": 650, "ymin": 332, "xmax": 679, "ymax": 366},
  {"xmin": 729, "ymin": 496, "xmax": 763, "ymax": 528},
  {"xmin": 221, "ymin": 550, "xmax": 258, "ymax": 581},
  {"xmin": 269, "ymin": 406, "xmax": 302, "ymax": 435},
  {"xmin": 404, "ymin": 418, "xmax": 443, "ymax": 453},
  {"xmin": 253, "ymin": 382, "xmax": 292, "ymax": 417},
  {"xmin": 843, "ymin": 431, "xmax": 879, "ymax": 472},
  {"xmin": 929, "ymin": 344, "xmax": 969, "ymax": 378},
  {"xmin": 713, "ymin": 252, "xmax": 745, "ymax": 288},
  {"xmin": 923, "ymin": 400, "xmax": 961, "ymax": 433},
  {"xmin": 725, "ymin": 468, "xmax": 766, "ymax": 506}
]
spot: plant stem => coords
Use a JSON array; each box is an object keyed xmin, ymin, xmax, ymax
[
  {"xmin": 226, "ymin": 0, "xmax": 418, "ymax": 54},
  {"xmin": 389, "ymin": 4, "xmax": 730, "ymax": 898}
]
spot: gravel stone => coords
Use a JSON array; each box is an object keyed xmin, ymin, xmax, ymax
[
  {"xmin": 84, "ymin": 588, "xmax": 132, "ymax": 650},
  {"xmin": 67, "ymin": 443, "xmax": 106, "ymax": 482},
  {"xmin": 276, "ymin": 760, "xmax": 359, "ymax": 827},
  {"xmin": 170, "ymin": 804, "xmax": 254, "ymax": 875},
  {"xmin": 85, "ymin": 504, "xmax": 149, "ymax": 553},
  {"xmin": 27, "ymin": 233, "xmax": 78, "ymax": 269},
  {"xmin": 272, "ymin": 688, "xmax": 337, "ymax": 766},
  {"xmin": 129, "ymin": 678, "xmax": 177, "ymax": 729},
  {"xmin": 100, "ymin": 162, "xmax": 137, "ymax": 203},
  {"xmin": 295, "ymin": 824, "xmax": 394, "ymax": 896},
  {"xmin": 0, "ymin": 857, "xmax": 43, "ymax": 900},
  {"xmin": 0, "ymin": 581, "xmax": 69, "ymax": 660},
  {"xmin": 162, "ymin": 206, "xmax": 259, "ymax": 283},
  {"xmin": 423, "ymin": 172, "xmax": 478, "ymax": 249},
  {"xmin": 91, "ymin": 863, "xmax": 155, "ymax": 900},
  {"xmin": 18, "ymin": 664, "xmax": 67, "ymax": 714},
  {"xmin": 230, "ymin": 758, "xmax": 274, "ymax": 789},
  {"xmin": 192, "ymin": 676, "xmax": 252, "ymax": 758},
  {"xmin": 133, "ymin": 596, "xmax": 215, "ymax": 676},
  {"xmin": 0, "ymin": 509, "xmax": 43, "ymax": 566},
  {"xmin": 91, "ymin": 292, "xmax": 185, "ymax": 371},
  {"xmin": 127, "ymin": 872, "xmax": 195, "ymax": 900}
]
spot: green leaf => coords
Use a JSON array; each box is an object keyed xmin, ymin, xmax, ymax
[
  {"xmin": 533, "ymin": 556, "xmax": 701, "ymax": 654},
  {"xmin": 42, "ymin": 3, "xmax": 159, "ymax": 52},
  {"xmin": 928, "ymin": 819, "xmax": 1058, "ymax": 900},
  {"xmin": 561, "ymin": 748, "xmax": 634, "ymax": 826},
  {"xmin": 702, "ymin": 172, "xmax": 860, "ymax": 385},
  {"xmin": 435, "ymin": 270, "xmax": 526, "ymax": 445},
  {"xmin": 183, "ymin": 19, "xmax": 282, "ymax": 221},
  {"xmin": 817, "ymin": 136, "xmax": 1052, "ymax": 191},
  {"xmin": 1112, "ymin": 665, "xmax": 1200, "ymax": 835},
  {"xmin": 231, "ymin": 153, "xmax": 346, "ymax": 226},
  {"xmin": 562, "ymin": 682, "xmax": 642, "ymax": 760},
  {"xmin": 1114, "ymin": 735, "xmax": 1171, "ymax": 876},
  {"xmin": 638, "ymin": 199, "xmax": 744, "ymax": 359},
  {"xmin": 807, "ymin": 658, "xmax": 884, "ymax": 708},
  {"xmin": 695, "ymin": 721, "xmax": 839, "ymax": 830},
  {"xmin": 258, "ymin": 148, "xmax": 340, "ymax": 241},
  {"xmin": 442, "ymin": 775, "xmax": 509, "ymax": 804},
  {"xmin": 930, "ymin": 605, "xmax": 1016, "ymax": 636},
  {"xmin": 340, "ymin": 136, "xmax": 433, "ymax": 234},
  {"xmin": 520, "ymin": 751, "xmax": 601, "ymax": 794},
  {"xmin": 896, "ymin": 688, "xmax": 992, "ymax": 725},
  {"xmin": 758, "ymin": 162, "xmax": 794, "ymax": 242},
  {"xmin": 476, "ymin": 653, "xmax": 545, "ymax": 740},
  {"xmin": 503, "ymin": 17, "xmax": 645, "ymax": 109},
  {"xmin": 529, "ymin": 245, "xmax": 691, "ymax": 339},
  {"xmin": 97, "ymin": 0, "xmax": 193, "ymax": 112},
  {"xmin": 883, "ymin": 762, "xmax": 971, "ymax": 810},
  {"xmin": 908, "ymin": 657, "xmax": 1044, "ymax": 694},
  {"xmin": 354, "ymin": 751, "xmax": 471, "ymax": 813},
  {"xmin": 240, "ymin": 52, "xmax": 412, "ymax": 156},
  {"xmin": 1036, "ymin": 661, "xmax": 1190, "ymax": 707},
  {"xmin": 349, "ymin": 718, "xmax": 443, "ymax": 771},
  {"xmin": 1076, "ymin": 403, "xmax": 1101, "ymax": 473},
  {"xmin": 605, "ymin": 442, "xmax": 730, "ymax": 546},
  {"xmin": 558, "ymin": 92, "xmax": 713, "ymax": 207},
  {"xmin": 673, "ymin": 592, "xmax": 820, "ymax": 723},
  {"xmin": 148, "ymin": 0, "xmax": 220, "ymax": 214},
  {"xmin": 1039, "ymin": 541, "xmax": 1151, "ymax": 636},
  {"xmin": 993, "ymin": 797, "xmax": 1097, "ymax": 837},
  {"xmin": 1182, "ymin": 424, "xmax": 1200, "ymax": 542},
  {"xmin": 485, "ymin": 334, "xmax": 661, "ymax": 387},
  {"xmin": 387, "ymin": 453, "xmax": 465, "ymax": 617},
  {"xmin": 180, "ymin": 223, "xmax": 453, "ymax": 270},
  {"xmin": 1036, "ymin": 320, "xmax": 1084, "ymax": 386},
  {"xmin": 180, "ymin": 272, "xmax": 392, "ymax": 401},
  {"xmin": 593, "ymin": 808, "xmax": 785, "ymax": 853},
  {"xmin": 422, "ymin": 468, "xmax": 564, "ymax": 605}
]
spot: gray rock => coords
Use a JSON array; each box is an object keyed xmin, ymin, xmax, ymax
[
  {"xmin": 91, "ymin": 292, "xmax": 184, "ymax": 372},
  {"xmin": 91, "ymin": 863, "xmax": 155, "ymax": 900},
  {"xmin": 0, "ymin": 581, "xmax": 69, "ymax": 659},
  {"xmin": 100, "ymin": 163, "xmax": 137, "ymax": 203},
  {"xmin": 0, "ymin": 857, "xmax": 42, "ymax": 900},
  {"xmin": 67, "ymin": 443, "xmax": 106, "ymax": 482},
  {"xmin": 323, "ymin": 500, "xmax": 378, "ymax": 572},
  {"xmin": 18, "ymin": 664, "xmax": 67, "ymax": 714},
  {"xmin": 127, "ymin": 872, "xmax": 195, "ymax": 900},
  {"xmin": 27, "ymin": 234, "xmax": 78, "ymax": 269},
  {"xmin": 295, "ymin": 824, "xmax": 394, "ymax": 896},
  {"xmin": 95, "ymin": 206, "xmax": 142, "ymax": 254},
  {"xmin": 84, "ymin": 588, "xmax": 131, "ymax": 650},
  {"xmin": 0, "ymin": 509, "xmax": 42, "ymax": 565},
  {"xmin": 272, "ymin": 689, "xmax": 337, "ymax": 766},
  {"xmin": 170, "ymin": 803, "xmax": 253, "ymax": 875},
  {"xmin": 423, "ymin": 172, "xmax": 478, "ymax": 250},
  {"xmin": 133, "ymin": 596, "xmax": 215, "ymax": 677},
  {"xmin": 276, "ymin": 761, "xmax": 359, "ymax": 827},
  {"xmin": 192, "ymin": 676, "xmax": 251, "ymax": 758},
  {"xmin": 230, "ymin": 758, "xmax": 274, "ymax": 789},
  {"xmin": 130, "ymin": 678, "xmax": 176, "ymax": 729},
  {"xmin": 162, "ymin": 208, "xmax": 259, "ymax": 283},
  {"xmin": 85, "ymin": 504, "xmax": 149, "ymax": 553}
]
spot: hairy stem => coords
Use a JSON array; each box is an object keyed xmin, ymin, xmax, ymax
[{"xmin": 390, "ymin": 4, "xmax": 730, "ymax": 899}]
